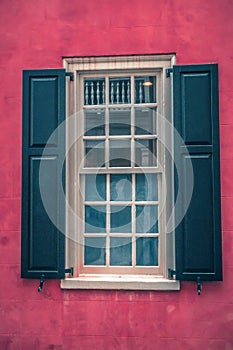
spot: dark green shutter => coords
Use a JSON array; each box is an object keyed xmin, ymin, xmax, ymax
[
  {"xmin": 21, "ymin": 69, "xmax": 66, "ymax": 279},
  {"xmin": 173, "ymin": 64, "xmax": 222, "ymax": 281}
]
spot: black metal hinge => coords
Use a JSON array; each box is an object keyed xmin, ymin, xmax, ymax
[
  {"xmin": 37, "ymin": 267, "xmax": 73, "ymax": 292},
  {"xmin": 38, "ymin": 274, "xmax": 45, "ymax": 292},
  {"xmin": 66, "ymin": 72, "xmax": 74, "ymax": 81},
  {"xmin": 65, "ymin": 267, "xmax": 74, "ymax": 276},
  {"xmin": 166, "ymin": 68, "xmax": 173, "ymax": 78},
  {"xmin": 168, "ymin": 268, "xmax": 176, "ymax": 279},
  {"xmin": 197, "ymin": 276, "xmax": 202, "ymax": 296}
]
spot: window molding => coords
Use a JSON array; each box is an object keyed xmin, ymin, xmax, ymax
[
  {"xmin": 61, "ymin": 275, "xmax": 180, "ymax": 291},
  {"xmin": 62, "ymin": 54, "xmax": 176, "ymax": 289}
]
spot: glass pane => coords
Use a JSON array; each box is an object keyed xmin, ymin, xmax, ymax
[
  {"xmin": 84, "ymin": 140, "xmax": 105, "ymax": 167},
  {"xmin": 136, "ymin": 237, "xmax": 158, "ymax": 266},
  {"xmin": 135, "ymin": 107, "xmax": 156, "ymax": 135},
  {"xmin": 85, "ymin": 205, "xmax": 106, "ymax": 233},
  {"xmin": 136, "ymin": 174, "xmax": 158, "ymax": 201},
  {"xmin": 135, "ymin": 76, "xmax": 156, "ymax": 104},
  {"xmin": 84, "ymin": 109, "xmax": 105, "ymax": 136},
  {"xmin": 110, "ymin": 174, "xmax": 132, "ymax": 201},
  {"xmin": 136, "ymin": 205, "xmax": 158, "ymax": 233},
  {"xmin": 84, "ymin": 237, "xmax": 106, "ymax": 265},
  {"xmin": 109, "ymin": 140, "xmax": 131, "ymax": 167},
  {"xmin": 110, "ymin": 238, "xmax": 132, "ymax": 266},
  {"xmin": 135, "ymin": 139, "xmax": 157, "ymax": 167},
  {"xmin": 85, "ymin": 174, "xmax": 106, "ymax": 201},
  {"xmin": 110, "ymin": 205, "xmax": 131, "ymax": 233},
  {"xmin": 84, "ymin": 78, "xmax": 105, "ymax": 105},
  {"xmin": 109, "ymin": 108, "xmax": 131, "ymax": 135},
  {"xmin": 109, "ymin": 77, "xmax": 131, "ymax": 104}
]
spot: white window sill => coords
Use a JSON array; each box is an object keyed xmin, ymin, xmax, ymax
[{"xmin": 61, "ymin": 275, "xmax": 180, "ymax": 291}]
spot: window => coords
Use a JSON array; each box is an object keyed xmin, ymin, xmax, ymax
[
  {"xmin": 21, "ymin": 56, "xmax": 222, "ymax": 292},
  {"xmin": 80, "ymin": 73, "xmax": 160, "ymax": 275},
  {"xmin": 63, "ymin": 55, "xmax": 177, "ymax": 289}
]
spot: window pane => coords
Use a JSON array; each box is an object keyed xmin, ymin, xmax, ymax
[
  {"xmin": 135, "ymin": 107, "xmax": 156, "ymax": 135},
  {"xmin": 110, "ymin": 205, "xmax": 131, "ymax": 233},
  {"xmin": 110, "ymin": 238, "xmax": 132, "ymax": 266},
  {"xmin": 136, "ymin": 205, "xmax": 158, "ymax": 233},
  {"xmin": 84, "ymin": 109, "xmax": 105, "ymax": 136},
  {"xmin": 110, "ymin": 174, "xmax": 132, "ymax": 201},
  {"xmin": 109, "ymin": 108, "xmax": 131, "ymax": 135},
  {"xmin": 84, "ymin": 237, "xmax": 106, "ymax": 265},
  {"xmin": 85, "ymin": 205, "xmax": 106, "ymax": 233},
  {"xmin": 135, "ymin": 76, "xmax": 156, "ymax": 103},
  {"xmin": 136, "ymin": 237, "xmax": 158, "ymax": 266},
  {"xmin": 136, "ymin": 174, "xmax": 158, "ymax": 201},
  {"xmin": 135, "ymin": 139, "xmax": 157, "ymax": 167},
  {"xmin": 85, "ymin": 174, "xmax": 106, "ymax": 201},
  {"xmin": 84, "ymin": 140, "xmax": 105, "ymax": 167},
  {"xmin": 84, "ymin": 78, "xmax": 105, "ymax": 105},
  {"xmin": 109, "ymin": 140, "xmax": 131, "ymax": 167},
  {"xmin": 109, "ymin": 77, "xmax": 131, "ymax": 104}
]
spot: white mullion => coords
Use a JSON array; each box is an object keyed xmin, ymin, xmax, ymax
[
  {"xmin": 157, "ymin": 173, "xmax": 163, "ymax": 270},
  {"xmin": 105, "ymin": 76, "xmax": 110, "ymax": 267},
  {"xmin": 157, "ymin": 73, "xmax": 163, "ymax": 272},
  {"xmin": 133, "ymin": 135, "xmax": 157, "ymax": 140},
  {"xmin": 135, "ymin": 233, "xmax": 160, "ymax": 238},
  {"xmin": 131, "ymin": 75, "xmax": 134, "ymax": 104},
  {"xmin": 131, "ymin": 106, "xmax": 135, "ymax": 168},
  {"xmin": 132, "ymin": 174, "xmax": 136, "ymax": 267},
  {"xmin": 131, "ymin": 75, "xmax": 135, "ymax": 266},
  {"xmin": 131, "ymin": 75, "xmax": 135, "ymax": 170},
  {"xmin": 134, "ymin": 201, "xmax": 159, "ymax": 205},
  {"xmin": 106, "ymin": 173, "xmax": 110, "ymax": 268},
  {"xmin": 79, "ymin": 167, "xmax": 163, "ymax": 174},
  {"xmin": 109, "ymin": 233, "xmax": 132, "ymax": 238},
  {"xmin": 133, "ymin": 102, "xmax": 158, "ymax": 108},
  {"xmin": 105, "ymin": 76, "xmax": 109, "ymax": 170}
]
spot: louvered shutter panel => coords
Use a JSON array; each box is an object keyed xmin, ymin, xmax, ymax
[
  {"xmin": 173, "ymin": 64, "xmax": 222, "ymax": 281},
  {"xmin": 21, "ymin": 69, "xmax": 66, "ymax": 279}
]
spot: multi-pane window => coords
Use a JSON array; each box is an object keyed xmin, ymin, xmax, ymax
[{"xmin": 78, "ymin": 73, "xmax": 164, "ymax": 275}]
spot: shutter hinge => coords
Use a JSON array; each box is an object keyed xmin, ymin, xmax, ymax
[
  {"xmin": 66, "ymin": 72, "xmax": 74, "ymax": 81},
  {"xmin": 166, "ymin": 68, "xmax": 173, "ymax": 78},
  {"xmin": 168, "ymin": 268, "xmax": 176, "ymax": 279},
  {"xmin": 197, "ymin": 276, "xmax": 202, "ymax": 295},
  {"xmin": 38, "ymin": 274, "xmax": 45, "ymax": 292},
  {"xmin": 65, "ymin": 267, "xmax": 74, "ymax": 276}
]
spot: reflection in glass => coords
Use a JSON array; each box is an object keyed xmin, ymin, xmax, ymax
[
  {"xmin": 136, "ymin": 205, "xmax": 158, "ymax": 233},
  {"xmin": 110, "ymin": 174, "xmax": 132, "ymax": 201},
  {"xmin": 110, "ymin": 206, "xmax": 131, "ymax": 233},
  {"xmin": 135, "ymin": 76, "xmax": 156, "ymax": 104},
  {"xmin": 84, "ymin": 140, "xmax": 105, "ymax": 167},
  {"xmin": 84, "ymin": 109, "xmax": 105, "ymax": 136},
  {"xmin": 135, "ymin": 139, "xmax": 157, "ymax": 167},
  {"xmin": 109, "ymin": 108, "xmax": 131, "ymax": 135},
  {"xmin": 135, "ymin": 108, "xmax": 156, "ymax": 135},
  {"xmin": 136, "ymin": 174, "xmax": 158, "ymax": 201},
  {"xmin": 109, "ymin": 140, "xmax": 131, "ymax": 167},
  {"xmin": 84, "ymin": 237, "xmax": 106, "ymax": 265},
  {"xmin": 85, "ymin": 174, "xmax": 106, "ymax": 201},
  {"xmin": 109, "ymin": 77, "xmax": 131, "ymax": 104},
  {"xmin": 84, "ymin": 78, "xmax": 105, "ymax": 105},
  {"xmin": 136, "ymin": 237, "xmax": 158, "ymax": 266},
  {"xmin": 85, "ymin": 205, "xmax": 106, "ymax": 233},
  {"xmin": 110, "ymin": 238, "xmax": 132, "ymax": 266}
]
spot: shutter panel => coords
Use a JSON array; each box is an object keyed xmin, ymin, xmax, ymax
[
  {"xmin": 173, "ymin": 64, "xmax": 222, "ymax": 281},
  {"xmin": 21, "ymin": 69, "xmax": 66, "ymax": 279}
]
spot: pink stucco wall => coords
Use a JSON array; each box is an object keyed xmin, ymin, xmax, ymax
[{"xmin": 0, "ymin": 0, "xmax": 232, "ymax": 349}]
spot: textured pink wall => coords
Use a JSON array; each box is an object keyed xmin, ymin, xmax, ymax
[{"xmin": 0, "ymin": 0, "xmax": 232, "ymax": 349}]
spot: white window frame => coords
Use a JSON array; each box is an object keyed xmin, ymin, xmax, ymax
[{"xmin": 61, "ymin": 54, "xmax": 180, "ymax": 290}]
